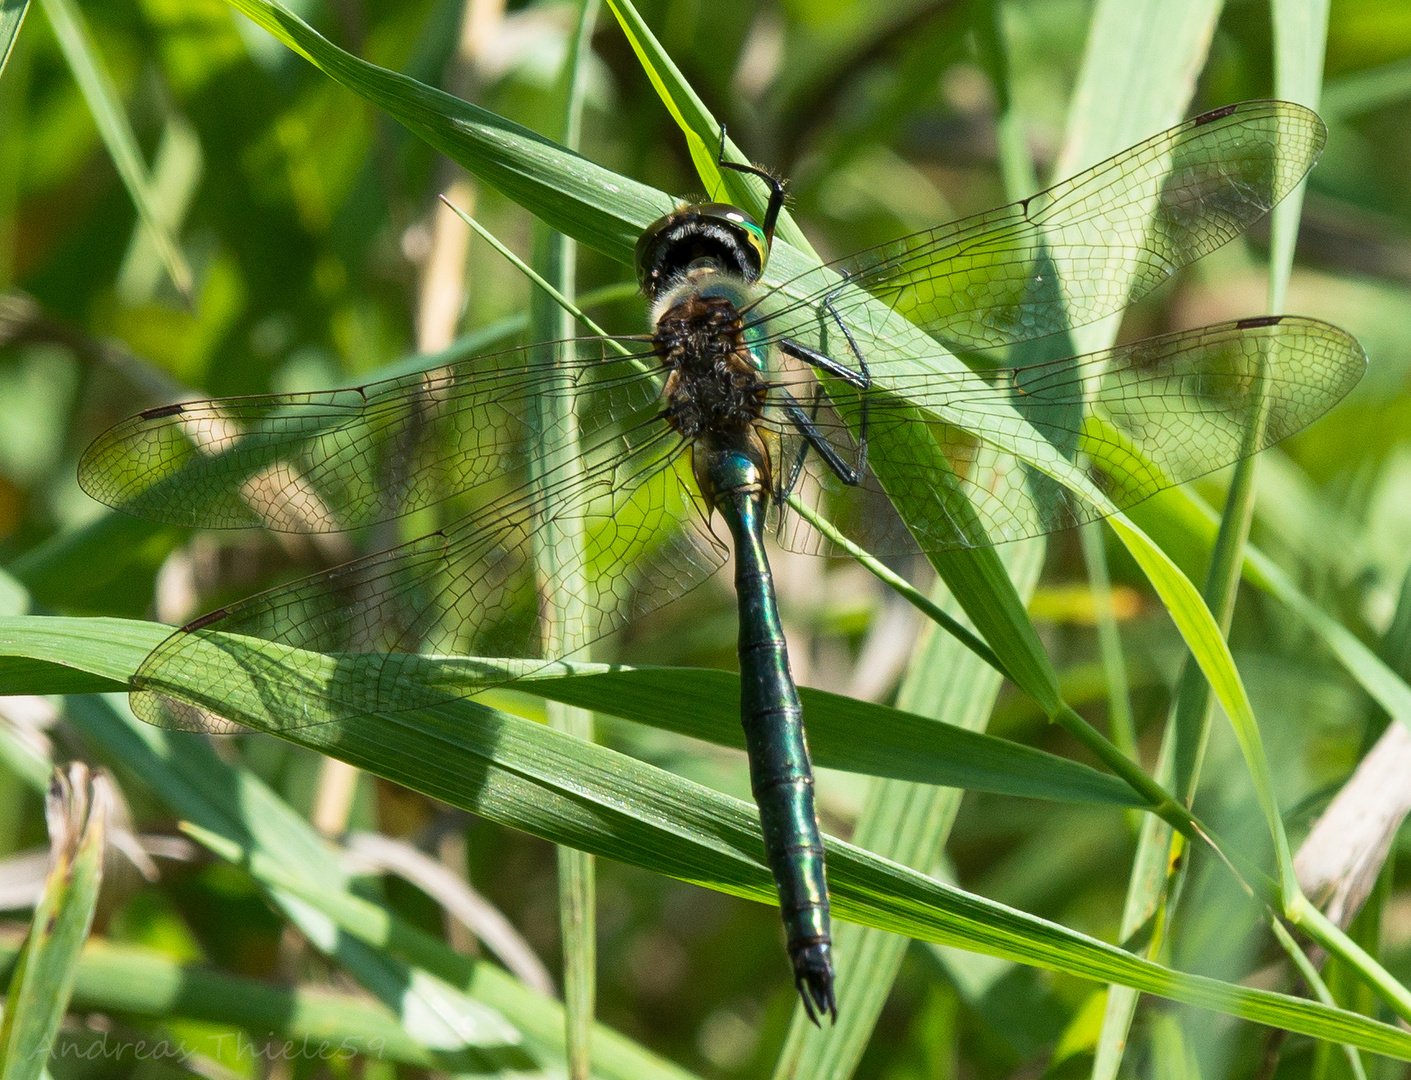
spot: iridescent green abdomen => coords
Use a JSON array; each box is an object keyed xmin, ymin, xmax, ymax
[{"xmin": 705, "ymin": 446, "xmax": 835, "ymax": 1023}]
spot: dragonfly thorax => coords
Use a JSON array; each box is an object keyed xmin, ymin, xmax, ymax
[{"xmin": 655, "ymin": 290, "xmax": 774, "ymax": 502}]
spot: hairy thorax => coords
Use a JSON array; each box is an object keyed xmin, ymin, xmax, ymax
[
  {"xmin": 653, "ymin": 286, "xmax": 774, "ymax": 500},
  {"xmin": 655, "ymin": 292, "xmax": 767, "ymax": 438}
]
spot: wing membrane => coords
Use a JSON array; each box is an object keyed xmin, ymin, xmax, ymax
[
  {"xmin": 130, "ymin": 422, "xmax": 727, "ymax": 732},
  {"xmin": 770, "ymin": 316, "xmax": 1365, "ymax": 555},
  {"xmin": 79, "ymin": 338, "xmax": 662, "ymax": 534},
  {"xmin": 751, "ymin": 101, "xmax": 1325, "ymax": 355}
]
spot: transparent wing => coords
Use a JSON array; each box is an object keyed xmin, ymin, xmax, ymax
[
  {"xmin": 79, "ymin": 337, "xmax": 663, "ymax": 534},
  {"xmin": 769, "ymin": 316, "xmax": 1365, "ymax": 555},
  {"xmin": 750, "ymin": 101, "xmax": 1324, "ymax": 354},
  {"xmin": 129, "ymin": 421, "xmax": 727, "ymax": 733}
]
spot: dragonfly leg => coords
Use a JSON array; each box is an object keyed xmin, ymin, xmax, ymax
[
  {"xmin": 779, "ymin": 340, "xmax": 871, "ymax": 486},
  {"xmin": 716, "ymin": 124, "xmax": 786, "ymax": 249},
  {"xmin": 777, "ymin": 384, "xmax": 820, "ymax": 500},
  {"xmin": 776, "ymin": 386, "xmax": 861, "ymax": 497},
  {"xmin": 784, "ymin": 278, "xmax": 873, "ymax": 465}
]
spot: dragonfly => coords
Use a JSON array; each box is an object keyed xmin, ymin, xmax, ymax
[{"xmin": 79, "ymin": 100, "xmax": 1365, "ymax": 1023}]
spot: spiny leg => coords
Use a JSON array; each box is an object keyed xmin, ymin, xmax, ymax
[
  {"xmin": 778, "ymin": 282, "xmax": 874, "ymax": 494},
  {"xmin": 777, "ymin": 385, "xmax": 858, "ymax": 496}
]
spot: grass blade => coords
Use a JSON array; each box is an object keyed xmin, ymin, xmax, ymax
[
  {"xmin": 530, "ymin": 3, "xmax": 601, "ymax": 1073},
  {"xmin": 4, "ymin": 619, "xmax": 1411, "ymax": 1056},
  {"xmin": 0, "ymin": 0, "xmax": 29, "ymax": 81},
  {"xmin": 0, "ymin": 765, "xmax": 108, "ymax": 1080},
  {"xmin": 37, "ymin": 0, "xmax": 193, "ymax": 299},
  {"xmin": 1270, "ymin": 0, "xmax": 1331, "ymax": 313},
  {"xmin": 0, "ymin": 617, "xmax": 1144, "ymax": 809}
]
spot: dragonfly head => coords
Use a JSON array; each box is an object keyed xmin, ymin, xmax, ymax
[{"xmin": 636, "ymin": 203, "xmax": 769, "ymax": 301}]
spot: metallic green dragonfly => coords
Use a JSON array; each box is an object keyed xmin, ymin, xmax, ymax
[{"xmin": 79, "ymin": 100, "xmax": 1365, "ymax": 1022}]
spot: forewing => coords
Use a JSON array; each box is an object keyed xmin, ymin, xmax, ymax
[
  {"xmin": 769, "ymin": 317, "xmax": 1365, "ymax": 555},
  {"xmin": 79, "ymin": 338, "xmax": 662, "ymax": 534},
  {"xmin": 130, "ymin": 422, "xmax": 727, "ymax": 733},
  {"xmin": 751, "ymin": 101, "xmax": 1324, "ymax": 356}
]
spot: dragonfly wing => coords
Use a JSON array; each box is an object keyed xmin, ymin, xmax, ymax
[
  {"xmin": 79, "ymin": 338, "xmax": 662, "ymax": 534},
  {"xmin": 769, "ymin": 317, "xmax": 1364, "ymax": 554},
  {"xmin": 753, "ymin": 101, "xmax": 1324, "ymax": 357},
  {"xmin": 129, "ymin": 424, "xmax": 727, "ymax": 733}
]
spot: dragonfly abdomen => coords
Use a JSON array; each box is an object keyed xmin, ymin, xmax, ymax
[{"xmin": 710, "ymin": 449, "xmax": 835, "ymax": 1024}]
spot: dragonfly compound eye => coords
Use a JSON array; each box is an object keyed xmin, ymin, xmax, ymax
[{"xmin": 635, "ymin": 202, "xmax": 769, "ymax": 299}]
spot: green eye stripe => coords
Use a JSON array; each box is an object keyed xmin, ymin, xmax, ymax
[{"xmin": 741, "ymin": 219, "xmax": 768, "ymax": 266}]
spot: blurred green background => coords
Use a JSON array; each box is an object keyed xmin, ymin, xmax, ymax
[{"xmin": 2, "ymin": 0, "xmax": 1411, "ymax": 1076}]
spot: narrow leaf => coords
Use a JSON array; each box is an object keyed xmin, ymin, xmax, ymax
[
  {"xmin": 0, "ymin": 0, "xmax": 28, "ymax": 81},
  {"xmin": 0, "ymin": 765, "xmax": 108, "ymax": 1080},
  {"xmin": 0, "ymin": 617, "xmax": 1143, "ymax": 808},
  {"xmin": 38, "ymin": 0, "xmax": 193, "ymax": 298},
  {"xmin": 18, "ymin": 621, "xmax": 1411, "ymax": 1057}
]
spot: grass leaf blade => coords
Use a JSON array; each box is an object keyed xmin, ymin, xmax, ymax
[
  {"xmin": 0, "ymin": 765, "xmax": 108, "ymax": 1080},
  {"xmin": 38, "ymin": 0, "xmax": 193, "ymax": 298}
]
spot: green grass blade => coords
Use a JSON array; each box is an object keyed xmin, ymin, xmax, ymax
[
  {"xmin": 58, "ymin": 691, "xmax": 701, "ymax": 1080},
  {"xmin": 9, "ymin": 621, "xmax": 1411, "ymax": 1056},
  {"xmin": 0, "ymin": 936, "xmax": 440, "ymax": 1067},
  {"xmin": 1270, "ymin": 0, "xmax": 1330, "ymax": 312},
  {"xmin": 0, "ymin": 0, "xmax": 29, "ymax": 81},
  {"xmin": 0, "ymin": 765, "xmax": 108, "ymax": 1080},
  {"xmin": 0, "ymin": 617, "xmax": 1143, "ymax": 809},
  {"xmin": 37, "ymin": 0, "xmax": 193, "ymax": 299},
  {"xmin": 1109, "ymin": 515, "xmax": 1296, "ymax": 886},
  {"xmin": 531, "ymin": 3, "xmax": 600, "ymax": 1073},
  {"xmin": 1079, "ymin": 523, "xmax": 1137, "ymax": 759}
]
